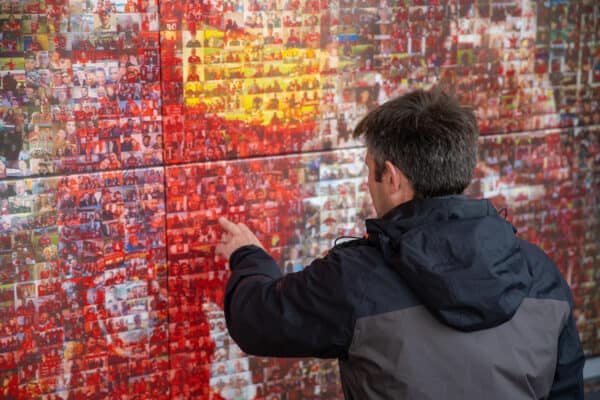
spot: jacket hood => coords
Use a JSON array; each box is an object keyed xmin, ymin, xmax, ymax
[{"xmin": 366, "ymin": 196, "xmax": 532, "ymax": 332}]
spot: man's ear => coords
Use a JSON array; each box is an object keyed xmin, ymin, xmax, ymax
[
  {"xmin": 384, "ymin": 160, "xmax": 415, "ymax": 201},
  {"xmin": 384, "ymin": 160, "xmax": 403, "ymax": 192}
]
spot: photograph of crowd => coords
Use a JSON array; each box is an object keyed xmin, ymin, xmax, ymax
[
  {"xmin": 0, "ymin": 0, "xmax": 163, "ymax": 178},
  {"xmin": 0, "ymin": 0, "xmax": 598, "ymax": 398},
  {"xmin": 0, "ymin": 167, "xmax": 170, "ymax": 398}
]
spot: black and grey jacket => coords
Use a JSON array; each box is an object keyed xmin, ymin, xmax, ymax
[{"xmin": 224, "ymin": 196, "xmax": 584, "ymax": 399}]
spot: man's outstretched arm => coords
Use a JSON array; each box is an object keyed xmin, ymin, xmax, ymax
[{"xmin": 216, "ymin": 218, "xmax": 355, "ymax": 358}]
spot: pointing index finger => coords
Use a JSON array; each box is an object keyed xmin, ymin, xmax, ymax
[
  {"xmin": 219, "ymin": 217, "xmax": 241, "ymax": 235},
  {"xmin": 237, "ymin": 223, "xmax": 252, "ymax": 234}
]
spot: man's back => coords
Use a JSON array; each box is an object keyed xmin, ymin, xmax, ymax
[{"xmin": 335, "ymin": 197, "xmax": 580, "ymax": 399}]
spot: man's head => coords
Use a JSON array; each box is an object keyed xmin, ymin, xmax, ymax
[
  {"xmin": 354, "ymin": 87, "xmax": 479, "ymax": 217},
  {"xmin": 109, "ymin": 66, "xmax": 119, "ymax": 82},
  {"xmin": 82, "ymin": 74, "xmax": 94, "ymax": 89},
  {"xmin": 96, "ymin": 68, "xmax": 107, "ymax": 86}
]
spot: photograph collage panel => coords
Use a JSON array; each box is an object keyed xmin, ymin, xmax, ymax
[
  {"xmin": 0, "ymin": 167, "xmax": 170, "ymax": 399},
  {"xmin": 0, "ymin": 0, "xmax": 163, "ymax": 179}
]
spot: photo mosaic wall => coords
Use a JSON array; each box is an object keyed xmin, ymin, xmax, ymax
[{"xmin": 0, "ymin": 0, "xmax": 598, "ymax": 398}]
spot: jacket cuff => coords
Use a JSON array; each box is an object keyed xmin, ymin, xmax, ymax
[
  {"xmin": 225, "ymin": 245, "xmax": 282, "ymax": 303},
  {"xmin": 229, "ymin": 244, "xmax": 263, "ymax": 268},
  {"xmin": 228, "ymin": 245, "xmax": 281, "ymax": 278}
]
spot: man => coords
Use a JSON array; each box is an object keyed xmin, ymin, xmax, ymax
[
  {"xmin": 96, "ymin": 67, "xmax": 107, "ymax": 87},
  {"xmin": 108, "ymin": 66, "xmax": 120, "ymax": 84},
  {"xmin": 216, "ymin": 88, "xmax": 584, "ymax": 399}
]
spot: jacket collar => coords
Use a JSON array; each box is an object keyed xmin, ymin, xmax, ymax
[{"xmin": 366, "ymin": 195, "xmax": 501, "ymax": 236}]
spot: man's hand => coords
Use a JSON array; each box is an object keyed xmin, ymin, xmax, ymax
[{"xmin": 215, "ymin": 217, "xmax": 264, "ymax": 260}]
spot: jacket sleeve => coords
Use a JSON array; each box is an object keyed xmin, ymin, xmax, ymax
[
  {"xmin": 548, "ymin": 308, "xmax": 585, "ymax": 399},
  {"xmin": 224, "ymin": 245, "xmax": 355, "ymax": 359}
]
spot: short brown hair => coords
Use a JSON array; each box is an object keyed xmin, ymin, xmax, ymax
[{"xmin": 353, "ymin": 87, "xmax": 479, "ymax": 198}]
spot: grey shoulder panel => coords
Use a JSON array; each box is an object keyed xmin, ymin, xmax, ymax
[{"xmin": 340, "ymin": 298, "xmax": 570, "ymax": 400}]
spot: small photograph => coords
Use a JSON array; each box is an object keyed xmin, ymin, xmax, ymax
[
  {"xmin": 70, "ymin": 13, "xmax": 95, "ymax": 33},
  {"xmin": 32, "ymin": 228, "xmax": 59, "ymax": 261},
  {"xmin": 0, "ymin": 57, "xmax": 24, "ymax": 71},
  {"xmin": 93, "ymin": 11, "xmax": 117, "ymax": 32},
  {"xmin": 115, "ymin": 13, "xmax": 138, "ymax": 32},
  {"xmin": 23, "ymin": 34, "xmax": 50, "ymax": 52},
  {"xmin": 0, "ymin": 13, "xmax": 21, "ymax": 33},
  {"xmin": 0, "ymin": 33, "xmax": 23, "ymax": 56}
]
